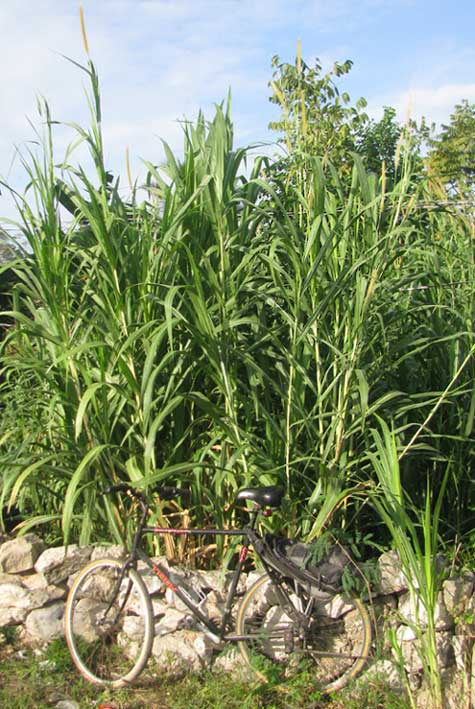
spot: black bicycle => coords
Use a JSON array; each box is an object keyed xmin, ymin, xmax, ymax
[{"xmin": 64, "ymin": 483, "xmax": 371, "ymax": 694}]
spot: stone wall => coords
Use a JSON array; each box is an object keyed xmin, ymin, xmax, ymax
[{"xmin": 1, "ymin": 534, "xmax": 475, "ymax": 705}]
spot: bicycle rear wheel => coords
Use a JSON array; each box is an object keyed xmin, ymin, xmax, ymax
[
  {"xmin": 236, "ymin": 574, "xmax": 371, "ymax": 695},
  {"xmin": 64, "ymin": 558, "xmax": 154, "ymax": 687}
]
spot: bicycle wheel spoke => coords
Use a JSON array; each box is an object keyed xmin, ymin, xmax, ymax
[
  {"xmin": 65, "ymin": 560, "xmax": 153, "ymax": 686},
  {"xmin": 236, "ymin": 575, "xmax": 371, "ymax": 694}
]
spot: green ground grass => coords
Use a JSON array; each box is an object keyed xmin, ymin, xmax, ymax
[{"xmin": 0, "ymin": 632, "xmax": 408, "ymax": 709}]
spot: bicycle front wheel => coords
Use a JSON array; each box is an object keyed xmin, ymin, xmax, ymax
[
  {"xmin": 236, "ymin": 574, "xmax": 371, "ymax": 695},
  {"xmin": 64, "ymin": 558, "xmax": 154, "ymax": 687}
]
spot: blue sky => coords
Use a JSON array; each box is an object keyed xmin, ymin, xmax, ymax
[{"xmin": 2, "ymin": 0, "xmax": 475, "ymax": 223}]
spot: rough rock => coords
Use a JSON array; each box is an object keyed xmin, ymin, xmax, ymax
[
  {"xmin": 398, "ymin": 591, "xmax": 453, "ymax": 631},
  {"xmin": 24, "ymin": 601, "xmax": 65, "ymax": 642},
  {"xmin": 35, "ymin": 545, "xmax": 91, "ymax": 584},
  {"xmin": 395, "ymin": 629, "xmax": 454, "ymax": 674},
  {"xmin": 2, "ymin": 533, "xmax": 475, "ymax": 708},
  {"xmin": 20, "ymin": 573, "xmax": 49, "ymax": 591},
  {"xmin": 245, "ymin": 571, "xmax": 264, "ymax": 590},
  {"xmin": 204, "ymin": 590, "xmax": 225, "ymax": 622},
  {"xmin": 64, "ymin": 597, "xmax": 104, "ymax": 644},
  {"xmin": 451, "ymin": 635, "xmax": 468, "ymax": 672},
  {"xmin": 199, "ymin": 569, "xmax": 247, "ymax": 595},
  {"xmin": 0, "ymin": 581, "xmax": 60, "ymax": 626},
  {"xmin": 151, "ymin": 629, "xmax": 213, "ymax": 671},
  {"xmin": 443, "ymin": 576, "xmax": 475, "ymax": 616},
  {"xmin": 377, "ymin": 550, "xmax": 409, "ymax": 594},
  {"xmin": 0, "ymin": 604, "xmax": 29, "ymax": 626},
  {"xmin": 396, "ymin": 624, "xmax": 417, "ymax": 642},
  {"xmin": 359, "ymin": 659, "xmax": 405, "ymax": 692},
  {"xmin": 0, "ymin": 571, "xmax": 22, "ymax": 585},
  {"xmin": 155, "ymin": 607, "xmax": 190, "ymax": 636},
  {"xmin": 377, "ymin": 551, "xmax": 446, "ymax": 596},
  {"xmin": 436, "ymin": 631, "xmax": 455, "ymax": 669},
  {"xmin": 0, "ymin": 534, "xmax": 45, "ymax": 573},
  {"xmin": 323, "ymin": 593, "xmax": 356, "ymax": 619},
  {"xmin": 90, "ymin": 544, "xmax": 126, "ymax": 561},
  {"xmin": 212, "ymin": 646, "xmax": 250, "ymax": 675},
  {"xmin": 164, "ymin": 570, "xmax": 207, "ymax": 613},
  {"xmin": 439, "ymin": 667, "xmax": 467, "ymax": 709}
]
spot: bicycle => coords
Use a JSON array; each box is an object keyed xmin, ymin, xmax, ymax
[{"xmin": 64, "ymin": 483, "xmax": 372, "ymax": 695}]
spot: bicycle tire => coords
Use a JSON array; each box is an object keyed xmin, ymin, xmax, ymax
[
  {"xmin": 236, "ymin": 573, "xmax": 371, "ymax": 695},
  {"xmin": 64, "ymin": 558, "xmax": 154, "ymax": 687}
]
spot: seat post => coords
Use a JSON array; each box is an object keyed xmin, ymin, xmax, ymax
[{"xmin": 248, "ymin": 505, "xmax": 260, "ymax": 530}]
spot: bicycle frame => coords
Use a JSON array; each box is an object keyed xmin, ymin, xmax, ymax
[{"xmin": 122, "ymin": 505, "xmax": 304, "ymax": 643}]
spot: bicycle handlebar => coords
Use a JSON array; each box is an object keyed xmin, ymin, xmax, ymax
[{"xmin": 103, "ymin": 483, "xmax": 190, "ymax": 504}]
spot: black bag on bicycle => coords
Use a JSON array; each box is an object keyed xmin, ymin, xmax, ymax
[{"xmin": 255, "ymin": 534, "xmax": 350, "ymax": 593}]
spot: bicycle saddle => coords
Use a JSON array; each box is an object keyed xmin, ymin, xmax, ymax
[{"xmin": 236, "ymin": 485, "xmax": 284, "ymax": 508}]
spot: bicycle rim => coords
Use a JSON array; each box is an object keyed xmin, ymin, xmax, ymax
[
  {"xmin": 64, "ymin": 559, "xmax": 154, "ymax": 687},
  {"xmin": 236, "ymin": 574, "xmax": 371, "ymax": 695}
]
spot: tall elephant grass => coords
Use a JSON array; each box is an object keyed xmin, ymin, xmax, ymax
[
  {"xmin": 0, "ymin": 55, "xmax": 474, "ymax": 561},
  {"xmin": 369, "ymin": 419, "xmax": 449, "ymax": 708},
  {"xmin": 0, "ymin": 57, "xmax": 272, "ymax": 549}
]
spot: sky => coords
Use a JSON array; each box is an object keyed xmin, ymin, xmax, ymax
[{"xmin": 1, "ymin": 0, "xmax": 475, "ymax": 225}]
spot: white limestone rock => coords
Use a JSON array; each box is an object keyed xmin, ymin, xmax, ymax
[
  {"xmin": 0, "ymin": 534, "xmax": 45, "ymax": 574},
  {"xmin": 358, "ymin": 659, "xmax": 404, "ymax": 692},
  {"xmin": 155, "ymin": 607, "xmax": 190, "ymax": 636},
  {"xmin": 377, "ymin": 550, "xmax": 409, "ymax": 594},
  {"xmin": 398, "ymin": 591, "xmax": 453, "ymax": 631},
  {"xmin": 199, "ymin": 569, "xmax": 246, "ymax": 595},
  {"xmin": 24, "ymin": 601, "xmax": 65, "ymax": 642},
  {"xmin": 212, "ymin": 647, "xmax": 250, "ymax": 675},
  {"xmin": 0, "ymin": 605, "xmax": 28, "ymax": 626},
  {"xmin": 90, "ymin": 545, "xmax": 126, "ymax": 561},
  {"xmin": 394, "ymin": 629, "xmax": 454, "ymax": 674},
  {"xmin": 245, "ymin": 571, "xmax": 264, "ymax": 591},
  {"xmin": 443, "ymin": 576, "xmax": 475, "ymax": 616},
  {"xmin": 20, "ymin": 572, "xmax": 49, "ymax": 591},
  {"xmin": 0, "ymin": 580, "xmax": 61, "ymax": 626},
  {"xmin": 151, "ymin": 629, "xmax": 213, "ymax": 671},
  {"xmin": 35, "ymin": 545, "xmax": 91, "ymax": 584}
]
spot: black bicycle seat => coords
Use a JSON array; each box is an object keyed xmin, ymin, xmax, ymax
[{"xmin": 236, "ymin": 486, "xmax": 284, "ymax": 508}]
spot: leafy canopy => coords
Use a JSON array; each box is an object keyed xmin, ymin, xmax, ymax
[
  {"xmin": 428, "ymin": 99, "xmax": 475, "ymax": 199},
  {"xmin": 268, "ymin": 45, "xmax": 368, "ymax": 171},
  {"xmin": 267, "ymin": 46, "xmax": 426, "ymax": 183}
]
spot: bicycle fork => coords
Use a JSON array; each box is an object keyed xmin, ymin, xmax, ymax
[{"xmin": 99, "ymin": 559, "xmax": 136, "ymax": 628}]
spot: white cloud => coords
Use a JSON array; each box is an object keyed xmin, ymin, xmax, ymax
[
  {"xmin": 369, "ymin": 36, "xmax": 475, "ymax": 127},
  {"xmin": 1, "ymin": 0, "xmax": 474, "ymax": 224},
  {"xmin": 395, "ymin": 84, "xmax": 475, "ymax": 126},
  {"xmin": 367, "ymin": 83, "xmax": 475, "ymax": 128},
  {"xmin": 0, "ymin": 0, "xmax": 276, "ymax": 221}
]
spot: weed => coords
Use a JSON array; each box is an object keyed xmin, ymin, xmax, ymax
[
  {"xmin": 0, "ymin": 640, "xmax": 407, "ymax": 709},
  {"xmin": 337, "ymin": 678, "xmax": 410, "ymax": 709},
  {"xmin": 0, "ymin": 624, "xmax": 18, "ymax": 645}
]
